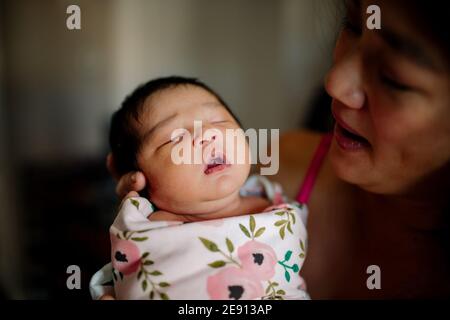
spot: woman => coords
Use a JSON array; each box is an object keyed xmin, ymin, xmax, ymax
[{"xmin": 104, "ymin": 0, "xmax": 450, "ymax": 298}]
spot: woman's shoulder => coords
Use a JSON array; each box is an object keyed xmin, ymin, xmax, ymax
[{"xmin": 270, "ymin": 130, "xmax": 323, "ymax": 199}]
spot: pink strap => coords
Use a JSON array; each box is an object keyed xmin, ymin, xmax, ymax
[{"xmin": 295, "ymin": 133, "xmax": 333, "ymax": 204}]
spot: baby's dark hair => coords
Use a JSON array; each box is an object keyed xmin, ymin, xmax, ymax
[{"xmin": 109, "ymin": 76, "xmax": 240, "ymax": 176}]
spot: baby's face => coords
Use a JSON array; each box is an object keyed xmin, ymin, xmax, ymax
[{"xmin": 135, "ymin": 85, "xmax": 250, "ymax": 215}]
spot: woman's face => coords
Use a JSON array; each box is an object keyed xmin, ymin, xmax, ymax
[{"xmin": 325, "ymin": 0, "xmax": 450, "ymax": 195}]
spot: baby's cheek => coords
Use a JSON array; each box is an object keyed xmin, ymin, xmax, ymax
[
  {"xmin": 153, "ymin": 163, "xmax": 198, "ymax": 197},
  {"xmin": 225, "ymin": 133, "xmax": 250, "ymax": 165}
]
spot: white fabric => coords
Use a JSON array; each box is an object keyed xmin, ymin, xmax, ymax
[{"xmin": 90, "ymin": 175, "xmax": 309, "ymax": 300}]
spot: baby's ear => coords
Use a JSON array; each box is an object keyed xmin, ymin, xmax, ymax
[{"xmin": 106, "ymin": 153, "xmax": 121, "ymax": 181}]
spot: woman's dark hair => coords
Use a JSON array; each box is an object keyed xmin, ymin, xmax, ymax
[
  {"xmin": 406, "ymin": 1, "xmax": 449, "ymax": 59},
  {"xmin": 109, "ymin": 76, "xmax": 240, "ymax": 176}
]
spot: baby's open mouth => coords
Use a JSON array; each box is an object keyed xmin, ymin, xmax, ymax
[{"xmin": 204, "ymin": 153, "xmax": 230, "ymax": 174}]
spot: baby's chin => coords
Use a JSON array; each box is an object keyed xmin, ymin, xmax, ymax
[
  {"xmin": 150, "ymin": 172, "xmax": 248, "ymax": 215},
  {"xmin": 204, "ymin": 164, "xmax": 249, "ymax": 195}
]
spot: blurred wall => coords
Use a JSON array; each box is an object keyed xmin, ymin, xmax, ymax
[
  {"xmin": 2, "ymin": 0, "xmax": 114, "ymax": 163},
  {"xmin": 2, "ymin": 0, "xmax": 339, "ymax": 163},
  {"xmin": 110, "ymin": 0, "xmax": 339, "ymax": 135},
  {"xmin": 0, "ymin": 2, "xmax": 23, "ymax": 298}
]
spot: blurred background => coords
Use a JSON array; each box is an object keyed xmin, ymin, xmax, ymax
[{"xmin": 0, "ymin": 0, "xmax": 341, "ymax": 299}]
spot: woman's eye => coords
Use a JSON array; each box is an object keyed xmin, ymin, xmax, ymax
[{"xmin": 380, "ymin": 73, "xmax": 412, "ymax": 91}]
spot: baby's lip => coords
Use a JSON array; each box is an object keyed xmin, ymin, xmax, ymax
[{"xmin": 204, "ymin": 153, "xmax": 230, "ymax": 174}]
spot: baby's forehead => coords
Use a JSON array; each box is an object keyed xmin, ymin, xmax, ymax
[
  {"xmin": 136, "ymin": 86, "xmax": 230, "ymax": 139},
  {"xmin": 142, "ymin": 86, "xmax": 225, "ymax": 122}
]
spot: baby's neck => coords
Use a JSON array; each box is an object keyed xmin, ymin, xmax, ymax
[{"xmin": 149, "ymin": 193, "xmax": 271, "ymax": 223}]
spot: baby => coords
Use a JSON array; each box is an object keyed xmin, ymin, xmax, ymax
[{"xmin": 90, "ymin": 76, "xmax": 309, "ymax": 300}]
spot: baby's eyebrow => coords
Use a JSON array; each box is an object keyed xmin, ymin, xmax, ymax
[
  {"xmin": 142, "ymin": 114, "xmax": 178, "ymax": 144},
  {"xmin": 201, "ymin": 101, "xmax": 222, "ymax": 108},
  {"xmin": 141, "ymin": 101, "xmax": 223, "ymax": 144}
]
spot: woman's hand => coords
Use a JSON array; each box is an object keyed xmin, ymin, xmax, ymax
[
  {"xmin": 99, "ymin": 154, "xmax": 145, "ymax": 302},
  {"xmin": 106, "ymin": 153, "xmax": 146, "ymax": 198}
]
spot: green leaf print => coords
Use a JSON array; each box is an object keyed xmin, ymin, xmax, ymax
[
  {"xmin": 130, "ymin": 199, "xmax": 140, "ymax": 210},
  {"xmin": 300, "ymin": 240, "xmax": 305, "ymax": 252},
  {"xmin": 289, "ymin": 212, "xmax": 296, "ymax": 224},
  {"xmin": 159, "ymin": 282, "xmax": 170, "ymax": 287},
  {"xmin": 279, "ymin": 226, "xmax": 286, "ymax": 240},
  {"xmin": 284, "ymin": 250, "xmax": 292, "ymax": 261},
  {"xmin": 299, "ymin": 239, "xmax": 306, "ymax": 259},
  {"xmin": 278, "ymin": 250, "xmax": 300, "ymax": 283},
  {"xmin": 208, "ymin": 260, "xmax": 226, "ymax": 268},
  {"xmin": 274, "ymin": 220, "xmax": 287, "ymax": 226},
  {"xmin": 287, "ymin": 222, "xmax": 293, "ymax": 234},
  {"xmin": 199, "ymin": 237, "xmax": 242, "ymax": 268},
  {"xmin": 263, "ymin": 281, "xmax": 285, "ymax": 300},
  {"xmin": 249, "ymin": 215, "xmax": 256, "ymax": 232},
  {"xmin": 131, "ymin": 237, "xmax": 148, "ymax": 242},
  {"xmin": 226, "ymin": 238, "xmax": 234, "ymax": 253},
  {"xmin": 239, "ymin": 224, "xmax": 251, "ymax": 238},
  {"xmin": 160, "ymin": 292, "xmax": 169, "ymax": 300},
  {"xmin": 285, "ymin": 270, "xmax": 291, "ymax": 282},
  {"xmin": 274, "ymin": 209, "xmax": 297, "ymax": 240},
  {"xmin": 254, "ymin": 227, "xmax": 266, "ymax": 238},
  {"xmin": 142, "ymin": 280, "xmax": 148, "ymax": 291},
  {"xmin": 138, "ymin": 252, "xmax": 170, "ymax": 300},
  {"xmin": 199, "ymin": 237, "xmax": 220, "ymax": 252}
]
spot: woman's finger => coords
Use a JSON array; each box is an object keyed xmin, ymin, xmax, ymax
[{"xmin": 115, "ymin": 171, "xmax": 146, "ymax": 198}]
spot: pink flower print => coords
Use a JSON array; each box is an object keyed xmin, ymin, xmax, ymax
[
  {"xmin": 298, "ymin": 277, "xmax": 307, "ymax": 291},
  {"xmin": 237, "ymin": 240, "xmax": 277, "ymax": 281},
  {"xmin": 111, "ymin": 235, "xmax": 141, "ymax": 275},
  {"xmin": 207, "ymin": 267, "xmax": 263, "ymax": 300}
]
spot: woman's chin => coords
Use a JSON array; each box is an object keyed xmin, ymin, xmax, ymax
[{"xmin": 329, "ymin": 141, "xmax": 373, "ymax": 187}]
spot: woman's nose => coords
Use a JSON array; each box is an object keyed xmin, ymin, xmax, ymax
[{"xmin": 324, "ymin": 50, "xmax": 366, "ymax": 110}]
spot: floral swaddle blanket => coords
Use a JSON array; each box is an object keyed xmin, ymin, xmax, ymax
[{"xmin": 92, "ymin": 175, "xmax": 309, "ymax": 300}]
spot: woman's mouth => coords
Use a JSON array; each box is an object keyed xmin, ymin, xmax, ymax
[
  {"xmin": 334, "ymin": 122, "xmax": 371, "ymax": 151},
  {"xmin": 204, "ymin": 154, "xmax": 231, "ymax": 175}
]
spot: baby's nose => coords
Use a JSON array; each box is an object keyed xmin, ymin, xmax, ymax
[{"xmin": 193, "ymin": 130, "xmax": 218, "ymax": 147}]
